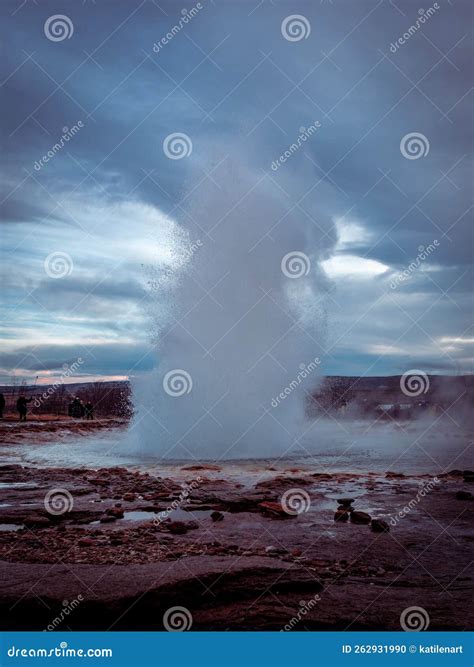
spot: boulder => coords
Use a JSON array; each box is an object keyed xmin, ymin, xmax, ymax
[
  {"xmin": 456, "ymin": 491, "xmax": 472, "ymax": 500},
  {"xmin": 258, "ymin": 501, "xmax": 291, "ymax": 518},
  {"xmin": 211, "ymin": 511, "xmax": 224, "ymax": 522},
  {"xmin": 350, "ymin": 511, "xmax": 371, "ymax": 525},
  {"xmin": 337, "ymin": 504, "xmax": 353, "ymax": 512},
  {"xmin": 334, "ymin": 509, "xmax": 349, "ymax": 522},
  {"xmin": 167, "ymin": 521, "xmax": 189, "ymax": 535},
  {"xmin": 371, "ymin": 519, "xmax": 390, "ymax": 533},
  {"xmin": 337, "ymin": 498, "xmax": 354, "ymax": 507},
  {"xmin": 87, "ymin": 477, "xmax": 110, "ymax": 486},
  {"xmin": 23, "ymin": 515, "xmax": 51, "ymax": 528}
]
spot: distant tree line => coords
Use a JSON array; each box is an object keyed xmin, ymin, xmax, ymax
[{"xmin": 2, "ymin": 380, "xmax": 133, "ymax": 419}]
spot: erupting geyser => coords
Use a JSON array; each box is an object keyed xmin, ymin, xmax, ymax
[{"xmin": 131, "ymin": 151, "xmax": 336, "ymax": 459}]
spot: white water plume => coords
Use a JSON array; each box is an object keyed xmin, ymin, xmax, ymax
[{"xmin": 130, "ymin": 150, "xmax": 336, "ymax": 459}]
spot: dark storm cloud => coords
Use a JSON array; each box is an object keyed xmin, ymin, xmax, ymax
[{"xmin": 0, "ymin": 0, "xmax": 472, "ymax": 377}]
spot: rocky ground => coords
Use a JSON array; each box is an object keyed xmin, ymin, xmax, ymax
[
  {"xmin": 0, "ymin": 415, "xmax": 127, "ymax": 444},
  {"xmin": 0, "ymin": 454, "xmax": 472, "ymax": 631}
]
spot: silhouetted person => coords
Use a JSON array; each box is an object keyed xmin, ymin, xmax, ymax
[
  {"xmin": 84, "ymin": 401, "xmax": 94, "ymax": 420},
  {"xmin": 68, "ymin": 400, "xmax": 74, "ymax": 417},
  {"xmin": 70, "ymin": 397, "xmax": 85, "ymax": 419},
  {"xmin": 16, "ymin": 395, "xmax": 32, "ymax": 421},
  {"xmin": 0, "ymin": 393, "xmax": 5, "ymax": 419}
]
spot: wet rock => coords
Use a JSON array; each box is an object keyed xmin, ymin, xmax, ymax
[
  {"xmin": 0, "ymin": 464, "xmax": 24, "ymax": 473},
  {"xmin": 337, "ymin": 498, "xmax": 354, "ymax": 507},
  {"xmin": 106, "ymin": 507, "xmax": 124, "ymax": 519},
  {"xmin": 463, "ymin": 470, "xmax": 474, "ymax": 483},
  {"xmin": 291, "ymin": 548, "xmax": 302, "ymax": 557},
  {"xmin": 385, "ymin": 472, "xmax": 405, "ymax": 479},
  {"xmin": 257, "ymin": 501, "xmax": 290, "ymax": 518},
  {"xmin": 255, "ymin": 475, "xmax": 312, "ymax": 491},
  {"xmin": 123, "ymin": 493, "xmax": 136, "ymax": 502},
  {"xmin": 167, "ymin": 521, "xmax": 190, "ymax": 535},
  {"xmin": 87, "ymin": 477, "xmax": 110, "ymax": 486},
  {"xmin": 78, "ymin": 537, "xmax": 94, "ymax": 547},
  {"xmin": 211, "ymin": 511, "xmax": 224, "ymax": 522},
  {"xmin": 350, "ymin": 511, "xmax": 371, "ymax": 525},
  {"xmin": 23, "ymin": 515, "xmax": 51, "ymax": 528},
  {"xmin": 371, "ymin": 519, "xmax": 390, "ymax": 533},
  {"xmin": 337, "ymin": 504, "xmax": 353, "ymax": 512},
  {"xmin": 181, "ymin": 464, "xmax": 221, "ymax": 471},
  {"xmin": 456, "ymin": 491, "xmax": 472, "ymax": 500},
  {"xmin": 100, "ymin": 515, "xmax": 117, "ymax": 523},
  {"xmin": 440, "ymin": 469, "xmax": 463, "ymax": 478},
  {"xmin": 334, "ymin": 510, "xmax": 349, "ymax": 522}
]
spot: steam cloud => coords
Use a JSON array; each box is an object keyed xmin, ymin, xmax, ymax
[{"xmin": 131, "ymin": 149, "xmax": 336, "ymax": 459}]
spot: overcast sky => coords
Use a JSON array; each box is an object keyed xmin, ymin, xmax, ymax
[{"xmin": 1, "ymin": 0, "xmax": 472, "ymax": 384}]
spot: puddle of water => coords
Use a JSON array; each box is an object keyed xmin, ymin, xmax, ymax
[
  {"xmin": 89, "ymin": 508, "xmax": 217, "ymax": 526},
  {"xmin": 167, "ymin": 507, "xmax": 214, "ymax": 521},
  {"xmin": 123, "ymin": 510, "xmax": 156, "ymax": 521},
  {"xmin": 0, "ymin": 523, "xmax": 24, "ymax": 532},
  {"xmin": 0, "ymin": 482, "xmax": 39, "ymax": 489},
  {"xmin": 123, "ymin": 508, "xmax": 214, "ymax": 522}
]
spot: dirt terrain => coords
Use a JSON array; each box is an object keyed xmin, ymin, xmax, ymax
[{"xmin": 0, "ymin": 442, "xmax": 472, "ymax": 631}]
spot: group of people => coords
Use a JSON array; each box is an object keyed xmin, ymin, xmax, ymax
[
  {"xmin": 68, "ymin": 396, "xmax": 94, "ymax": 420},
  {"xmin": 0, "ymin": 392, "xmax": 94, "ymax": 422}
]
